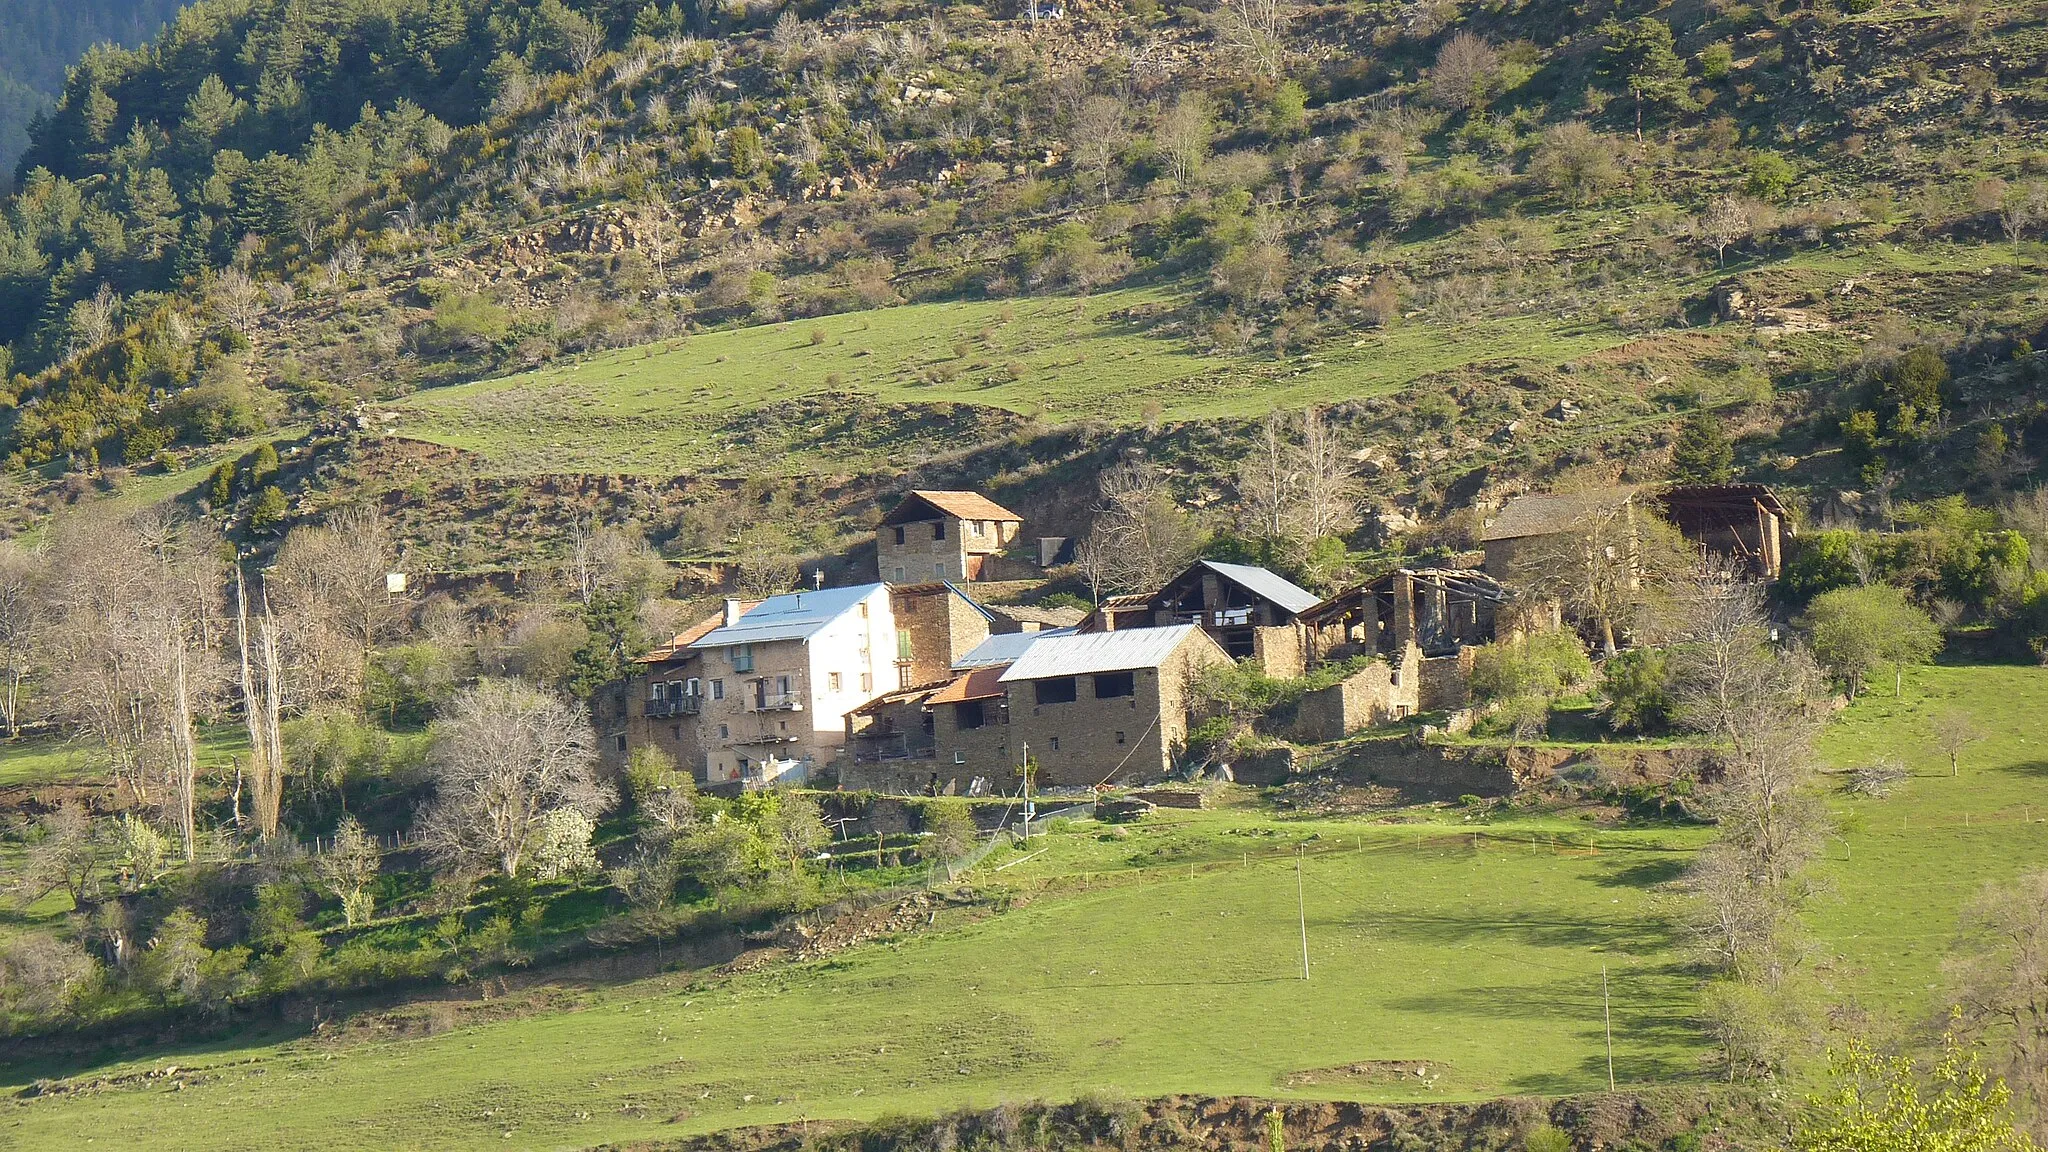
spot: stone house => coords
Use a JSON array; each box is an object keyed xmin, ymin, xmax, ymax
[
  {"xmin": 876, "ymin": 490, "xmax": 1024, "ymax": 583},
  {"xmin": 672, "ymin": 583, "xmax": 897, "ymax": 788},
  {"xmin": 621, "ymin": 609, "xmax": 747, "ymax": 780},
  {"xmin": 998, "ymin": 624, "xmax": 1230, "ymax": 788},
  {"xmin": 887, "ymin": 582, "xmax": 994, "ymax": 690},
  {"xmin": 1479, "ymin": 487, "xmax": 1641, "ymax": 579},
  {"xmin": 1081, "ymin": 560, "xmax": 1318, "ymax": 678}
]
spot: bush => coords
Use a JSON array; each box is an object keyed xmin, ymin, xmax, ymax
[
  {"xmin": 1600, "ymin": 648, "xmax": 1674, "ymax": 733},
  {"xmin": 1469, "ymin": 631, "xmax": 1593, "ymax": 703},
  {"xmin": 1523, "ymin": 1125, "xmax": 1572, "ymax": 1152}
]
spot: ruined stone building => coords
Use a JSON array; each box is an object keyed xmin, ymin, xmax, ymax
[{"xmin": 1655, "ymin": 484, "xmax": 1793, "ymax": 580}]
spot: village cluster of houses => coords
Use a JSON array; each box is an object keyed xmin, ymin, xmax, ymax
[{"xmin": 618, "ymin": 484, "xmax": 1792, "ymax": 795}]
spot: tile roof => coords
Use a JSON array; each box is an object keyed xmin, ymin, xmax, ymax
[
  {"xmin": 880, "ymin": 490, "xmax": 1023, "ymax": 525},
  {"xmin": 688, "ymin": 583, "xmax": 885, "ymax": 648},
  {"xmin": 999, "ymin": 624, "xmax": 1206, "ymax": 682},
  {"xmin": 928, "ymin": 665, "xmax": 1010, "ymax": 704},
  {"xmin": 1196, "ymin": 560, "xmax": 1322, "ymax": 616},
  {"xmin": 634, "ymin": 608, "xmax": 747, "ymax": 664},
  {"xmin": 1479, "ymin": 487, "xmax": 1639, "ymax": 542},
  {"xmin": 953, "ymin": 627, "xmax": 1070, "ymax": 670}
]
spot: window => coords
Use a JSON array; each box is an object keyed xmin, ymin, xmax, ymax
[
  {"xmin": 957, "ymin": 700, "xmax": 986, "ymax": 730},
  {"xmin": 1034, "ymin": 677, "xmax": 1077, "ymax": 705},
  {"xmin": 1094, "ymin": 671, "xmax": 1135, "ymax": 699},
  {"xmin": 893, "ymin": 525, "xmax": 906, "ymax": 545},
  {"xmin": 860, "ymin": 672, "xmax": 873, "ymax": 692},
  {"xmin": 893, "ymin": 566, "xmax": 905, "ymax": 582},
  {"xmin": 711, "ymin": 679, "xmax": 725, "ymax": 700},
  {"xmin": 647, "ymin": 681, "xmax": 663, "ymax": 700},
  {"xmin": 614, "ymin": 735, "xmax": 627, "ymax": 751},
  {"xmin": 730, "ymin": 644, "xmax": 753, "ymax": 672},
  {"xmin": 897, "ymin": 629, "xmax": 913, "ymax": 660},
  {"xmin": 1048, "ymin": 736, "xmax": 1060, "ymax": 751},
  {"xmin": 671, "ymin": 725, "xmax": 682, "ymax": 739},
  {"xmin": 955, "ymin": 751, "xmax": 967, "ymax": 765},
  {"xmin": 718, "ymin": 723, "xmax": 730, "ymax": 739},
  {"xmin": 1115, "ymin": 730, "xmax": 1126, "ymax": 745},
  {"xmin": 899, "ymin": 665, "xmax": 912, "ymax": 689},
  {"xmin": 775, "ymin": 675, "xmax": 791, "ymax": 696},
  {"xmin": 968, "ymin": 519, "xmax": 983, "ymax": 537},
  {"xmin": 932, "ymin": 520, "xmax": 946, "ymax": 541},
  {"xmin": 828, "ymin": 672, "xmax": 842, "ymax": 692},
  {"xmin": 685, "ymin": 677, "xmax": 700, "ymax": 697}
]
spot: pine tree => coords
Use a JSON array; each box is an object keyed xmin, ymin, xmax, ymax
[{"xmin": 1670, "ymin": 411, "xmax": 1734, "ymax": 485}]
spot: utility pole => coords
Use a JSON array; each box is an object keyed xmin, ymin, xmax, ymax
[
  {"xmin": 1602, "ymin": 964, "xmax": 1615, "ymax": 1091},
  {"xmin": 1295, "ymin": 849, "xmax": 1310, "ymax": 981},
  {"xmin": 1020, "ymin": 741, "xmax": 1032, "ymax": 844}
]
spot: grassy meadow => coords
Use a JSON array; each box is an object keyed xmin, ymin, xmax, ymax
[{"xmin": 1, "ymin": 663, "xmax": 2043, "ymax": 1151}]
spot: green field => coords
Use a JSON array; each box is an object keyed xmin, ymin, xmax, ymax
[
  {"xmin": 390, "ymin": 284, "xmax": 1637, "ymax": 476},
  {"xmin": 384, "ymin": 240, "xmax": 2018, "ymax": 478},
  {"xmin": 0, "ymin": 725, "xmax": 252, "ymax": 790},
  {"xmin": 2, "ymin": 664, "xmax": 2043, "ymax": 1151}
]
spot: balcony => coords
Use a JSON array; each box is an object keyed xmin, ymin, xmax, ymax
[
  {"xmin": 750, "ymin": 692, "xmax": 803, "ymax": 712},
  {"xmin": 645, "ymin": 696, "xmax": 701, "ymax": 718}
]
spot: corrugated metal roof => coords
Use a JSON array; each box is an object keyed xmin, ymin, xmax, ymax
[
  {"xmin": 953, "ymin": 627, "xmax": 1070, "ymax": 670},
  {"xmin": 1198, "ymin": 560, "xmax": 1322, "ymax": 615},
  {"xmin": 1000, "ymin": 624, "xmax": 1202, "ymax": 682},
  {"xmin": 635, "ymin": 606, "xmax": 751, "ymax": 663},
  {"xmin": 688, "ymin": 583, "xmax": 884, "ymax": 648}
]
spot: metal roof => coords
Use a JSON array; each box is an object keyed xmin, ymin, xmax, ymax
[
  {"xmin": 999, "ymin": 624, "xmax": 1204, "ymax": 682},
  {"xmin": 928, "ymin": 665, "xmax": 1010, "ymax": 704},
  {"xmin": 1197, "ymin": 560, "xmax": 1322, "ymax": 615},
  {"xmin": 953, "ymin": 627, "xmax": 1070, "ymax": 670},
  {"xmin": 688, "ymin": 583, "xmax": 885, "ymax": 648}
]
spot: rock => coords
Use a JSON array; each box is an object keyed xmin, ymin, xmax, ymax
[
  {"xmin": 1489, "ymin": 420, "xmax": 1521, "ymax": 443},
  {"xmin": 1095, "ymin": 797, "xmax": 1156, "ymax": 823},
  {"xmin": 1546, "ymin": 399, "xmax": 1581, "ymax": 422}
]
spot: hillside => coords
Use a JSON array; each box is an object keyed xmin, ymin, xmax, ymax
[
  {"xmin": 0, "ymin": 0, "xmax": 187, "ymax": 182},
  {"xmin": 1, "ymin": 664, "xmax": 2041, "ymax": 1150},
  {"xmin": 0, "ymin": 0, "xmax": 2041, "ymax": 567}
]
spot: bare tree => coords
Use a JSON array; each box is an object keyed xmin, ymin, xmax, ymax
[
  {"xmin": 268, "ymin": 506, "xmax": 403, "ymax": 708},
  {"xmin": 1947, "ymin": 871, "xmax": 2048, "ymax": 1139},
  {"xmin": 0, "ymin": 541, "xmax": 46, "ymax": 737},
  {"xmin": 210, "ymin": 268, "xmax": 266, "ymax": 338},
  {"xmin": 1081, "ymin": 460, "xmax": 1204, "ymax": 596},
  {"xmin": 1070, "ymin": 95, "xmax": 1131, "ymax": 201},
  {"xmin": 1234, "ymin": 410, "xmax": 1300, "ymax": 543},
  {"xmin": 1216, "ymin": 0, "xmax": 1288, "ymax": 79},
  {"xmin": 1428, "ymin": 33, "xmax": 1501, "ymax": 111},
  {"xmin": 2001, "ymin": 182, "xmax": 2046, "ymax": 265},
  {"xmin": 1295, "ymin": 405, "xmax": 1361, "ymax": 544},
  {"xmin": 1157, "ymin": 93, "xmax": 1212, "ymax": 187},
  {"xmin": 1933, "ymin": 710, "xmax": 1987, "ymax": 777},
  {"xmin": 416, "ymin": 679, "xmax": 615, "ymax": 878},
  {"xmin": 44, "ymin": 511, "xmax": 225, "ymax": 859},
  {"xmin": 1699, "ymin": 196, "xmax": 1758, "ymax": 268},
  {"xmin": 233, "ymin": 567, "xmax": 286, "ymax": 838}
]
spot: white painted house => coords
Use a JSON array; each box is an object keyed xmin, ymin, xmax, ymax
[{"xmin": 685, "ymin": 583, "xmax": 897, "ymax": 787}]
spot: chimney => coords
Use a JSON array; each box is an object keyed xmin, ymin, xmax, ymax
[{"xmin": 723, "ymin": 598, "xmax": 742, "ymax": 628}]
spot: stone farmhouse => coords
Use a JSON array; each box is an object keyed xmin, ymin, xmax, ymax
[
  {"xmin": 1481, "ymin": 484, "xmax": 1793, "ymax": 583},
  {"xmin": 997, "ymin": 624, "xmax": 1230, "ymax": 788},
  {"xmin": 875, "ymin": 490, "xmax": 1024, "ymax": 583}
]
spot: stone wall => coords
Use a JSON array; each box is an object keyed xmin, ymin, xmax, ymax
[
  {"xmin": 1288, "ymin": 645, "xmax": 1422, "ymax": 743},
  {"xmin": 1251, "ymin": 623, "xmax": 1307, "ymax": 678},
  {"xmin": 1418, "ymin": 648, "xmax": 1475, "ymax": 711}
]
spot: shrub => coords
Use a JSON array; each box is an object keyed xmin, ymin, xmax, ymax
[
  {"xmin": 1523, "ymin": 1125, "xmax": 1572, "ymax": 1152},
  {"xmin": 1600, "ymin": 647, "xmax": 1674, "ymax": 733},
  {"xmin": 1848, "ymin": 756, "xmax": 1909, "ymax": 797}
]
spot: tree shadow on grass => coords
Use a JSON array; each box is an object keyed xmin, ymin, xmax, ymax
[
  {"xmin": 1594, "ymin": 857, "xmax": 1689, "ymax": 889},
  {"xmin": 1994, "ymin": 760, "xmax": 2048, "ymax": 780},
  {"xmin": 1354, "ymin": 908, "xmax": 1687, "ymax": 958}
]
